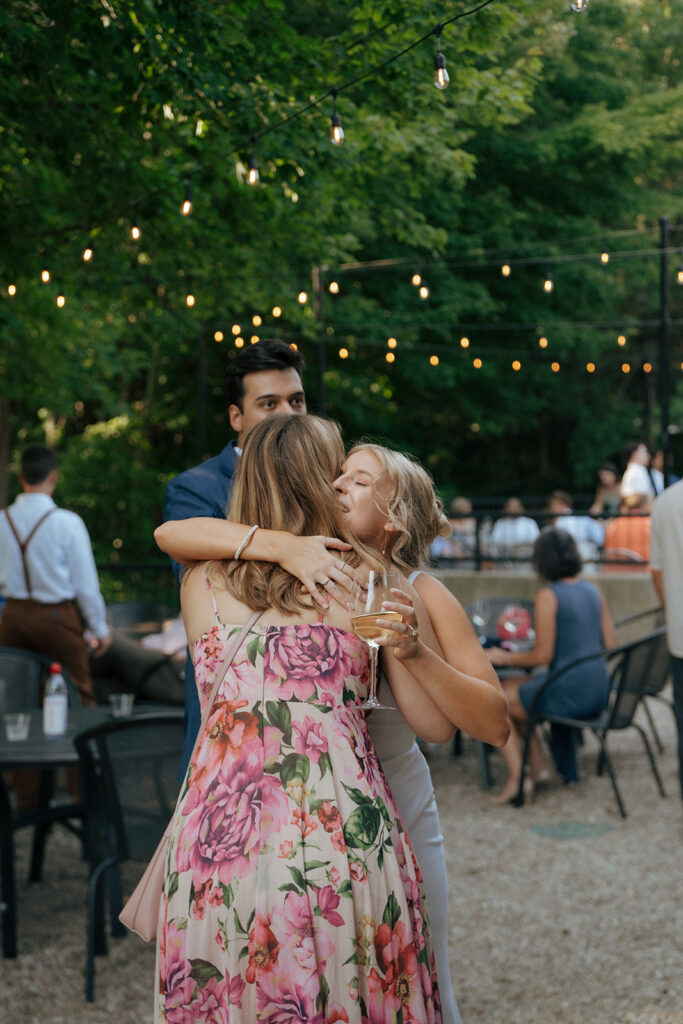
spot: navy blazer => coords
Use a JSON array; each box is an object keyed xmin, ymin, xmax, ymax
[{"xmin": 163, "ymin": 441, "xmax": 240, "ymax": 776}]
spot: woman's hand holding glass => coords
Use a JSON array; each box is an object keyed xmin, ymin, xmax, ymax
[
  {"xmin": 350, "ymin": 571, "xmax": 405, "ymax": 710},
  {"xmin": 375, "ymin": 588, "xmax": 421, "ymax": 662}
]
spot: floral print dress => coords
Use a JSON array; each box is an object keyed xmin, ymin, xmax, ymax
[{"xmin": 155, "ymin": 609, "xmax": 442, "ymax": 1024}]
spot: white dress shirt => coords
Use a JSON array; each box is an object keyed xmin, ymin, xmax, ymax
[
  {"xmin": 0, "ymin": 492, "xmax": 109, "ymax": 637},
  {"xmin": 621, "ymin": 462, "xmax": 654, "ymax": 499}
]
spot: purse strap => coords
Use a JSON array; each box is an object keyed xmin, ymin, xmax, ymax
[{"xmin": 185, "ymin": 609, "xmax": 263, "ymax": 771}]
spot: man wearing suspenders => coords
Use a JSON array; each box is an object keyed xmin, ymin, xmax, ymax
[{"xmin": 0, "ymin": 447, "xmax": 111, "ymax": 704}]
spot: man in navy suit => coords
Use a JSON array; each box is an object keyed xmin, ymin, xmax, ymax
[{"xmin": 164, "ymin": 339, "xmax": 307, "ymax": 773}]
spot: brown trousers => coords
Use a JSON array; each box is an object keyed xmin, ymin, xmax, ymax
[{"xmin": 0, "ymin": 598, "xmax": 95, "ymax": 706}]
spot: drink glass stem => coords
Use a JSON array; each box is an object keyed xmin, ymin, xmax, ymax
[{"xmin": 368, "ymin": 641, "xmax": 379, "ymax": 703}]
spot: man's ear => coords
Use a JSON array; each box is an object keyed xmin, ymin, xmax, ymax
[{"xmin": 228, "ymin": 404, "xmax": 242, "ymax": 435}]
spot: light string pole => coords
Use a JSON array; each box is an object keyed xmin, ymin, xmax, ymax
[
  {"xmin": 312, "ymin": 264, "xmax": 327, "ymax": 415},
  {"xmin": 660, "ymin": 215, "xmax": 671, "ymax": 483}
]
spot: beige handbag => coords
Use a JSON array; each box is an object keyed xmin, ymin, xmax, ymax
[{"xmin": 119, "ymin": 611, "xmax": 262, "ymax": 941}]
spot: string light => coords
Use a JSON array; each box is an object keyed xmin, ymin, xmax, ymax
[
  {"xmin": 214, "ymin": 330, "xmax": 224, "ymax": 342},
  {"xmin": 418, "ymin": 283, "xmax": 429, "ymax": 300},
  {"xmin": 434, "ymin": 26, "xmax": 450, "ymax": 90},
  {"xmin": 290, "ymin": 342, "xmax": 298, "ymax": 350},
  {"xmin": 339, "ymin": 347, "xmax": 349, "ymax": 359},
  {"xmin": 231, "ymin": 324, "xmax": 241, "ymax": 335},
  {"xmin": 429, "ymin": 355, "xmax": 439, "ymax": 366},
  {"xmin": 617, "ymin": 334, "xmax": 627, "ymax": 346},
  {"xmin": 330, "ymin": 89, "xmax": 344, "ymax": 146},
  {"xmin": 460, "ymin": 336, "xmax": 470, "ymax": 349},
  {"xmin": 82, "ymin": 246, "xmax": 94, "ymax": 263},
  {"xmin": 56, "ymin": 290, "xmax": 66, "ymax": 308},
  {"xmin": 250, "ymin": 334, "xmax": 259, "ymax": 344},
  {"xmin": 539, "ymin": 336, "xmax": 549, "ymax": 348},
  {"xmin": 551, "ymin": 361, "xmax": 560, "ymax": 373},
  {"xmin": 600, "ymin": 248, "xmax": 609, "ymax": 265},
  {"xmin": 272, "ymin": 306, "xmax": 282, "ymax": 317},
  {"xmin": 386, "ymin": 352, "xmax": 395, "ymax": 363},
  {"xmin": 571, "ymin": 0, "xmax": 589, "ymax": 11},
  {"xmin": 387, "ymin": 337, "xmax": 397, "ymax": 349},
  {"xmin": 512, "ymin": 360, "xmax": 522, "ymax": 371},
  {"xmin": 185, "ymin": 290, "xmax": 195, "ymax": 307},
  {"xmin": 587, "ymin": 362, "xmax": 596, "ymax": 373},
  {"xmin": 543, "ymin": 273, "xmax": 554, "ymax": 293},
  {"xmin": 501, "ymin": 262, "xmax": 511, "ymax": 277},
  {"xmin": 297, "ymin": 290, "xmax": 308, "ymax": 305},
  {"xmin": 247, "ymin": 138, "xmax": 259, "ymax": 186},
  {"xmin": 473, "ymin": 357, "xmax": 482, "ymax": 369},
  {"xmin": 7, "ymin": 283, "xmax": 16, "ymax": 296},
  {"xmin": 622, "ymin": 362, "xmax": 631, "ymax": 373},
  {"xmin": 235, "ymin": 336, "xmax": 245, "ymax": 348},
  {"xmin": 181, "ymin": 181, "xmax": 193, "ymax": 216},
  {"xmin": 677, "ymin": 266, "xmax": 683, "ymax": 285},
  {"xmin": 411, "ymin": 273, "xmax": 422, "ymax": 286},
  {"xmin": 252, "ymin": 314, "xmax": 262, "ymax": 326},
  {"xmin": 329, "ymin": 281, "xmax": 340, "ymax": 294},
  {"xmin": 131, "ymin": 222, "xmax": 141, "ymax": 241},
  {"xmin": 643, "ymin": 362, "xmax": 652, "ymax": 373}
]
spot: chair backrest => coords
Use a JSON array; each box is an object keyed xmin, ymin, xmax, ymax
[
  {"xmin": 106, "ymin": 601, "xmax": 175, "ymax": 638},
  {"xmin": 615, "ymin": 606, "xmax": 665, "ymax": 646},
  {"xmin": 0, "ymin": 646, "xmax": 80, "ymax": 711},
  {"xmin": 608, "ymin": 627, "xmax": 668, "ymax": 730},
  {"xmin": 75, "ymin": 713, "xmax": 184, "ymax": 863}
]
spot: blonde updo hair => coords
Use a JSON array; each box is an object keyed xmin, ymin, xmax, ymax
[
  {"xmin": 347, "ymin": 443, "xmax": 450, "ymax": 572},
  {"xmin": 208, "ymin": 415, "xmax": 383, "ymax": 612}
]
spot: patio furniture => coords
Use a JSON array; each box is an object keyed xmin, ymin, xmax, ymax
[
  {"xmin": 105, "ymin": 600, "xmax": 176, "ymax": 639},
  {"xmin": 513, "ymin": 627, "xmax": 668, "ymax": 818},
  {"xmin": 74, "ymin": 712, "xmax": 184, "ymax": 1001}
]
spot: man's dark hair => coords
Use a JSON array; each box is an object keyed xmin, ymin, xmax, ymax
[
  {"xmin": 224, "ymin": 339, "xmax": 305, "ymax": 411},
  {"xmin": 533, "ymin": 527, "xmax": 582, "ymax": 582},
  {"xmin": 21, "ymin": 446, "xmax": 57, "ymax": 485},
  {"xmin": 550, "ymin": 489, "xmax": 573, "ymax": 510},
  {"xmin": 621, "ymin": 440, "xmax": 644, "ymax": 467}
]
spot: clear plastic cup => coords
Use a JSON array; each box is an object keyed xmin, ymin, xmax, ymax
[
  {"xmin": 4, "ymin": 713, "xmax": 31, "ymax": 741},
  {"xmin": 109, "ymin": 693, "xmax": 135, "ymax": 718}
]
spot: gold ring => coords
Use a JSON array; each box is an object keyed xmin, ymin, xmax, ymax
[{"xmin": 407, "ymin": 624, "xmax": 418, "ymax": 639}]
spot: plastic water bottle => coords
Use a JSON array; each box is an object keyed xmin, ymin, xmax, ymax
[{"xmin": 43, "ymin": 662, "xmax": 68, "ymax": 738}]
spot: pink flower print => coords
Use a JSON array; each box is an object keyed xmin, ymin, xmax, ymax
[
  {"xmin": 263, "ymin": 725, "xmax": 284, "ymax": 766},
  {"xmin": 226, "ymin": 973, "xmax": 246, "ymax": 1007},
  {"xmin": 261, "ymin": 772, "xmax": 291, "ymax": 840},
  {"xmin": 245, "ymin": 912, "xmax": 280, "ymax": 984},
  {"xmin": 317, "ymin": 801, "xmax": 341, "ymax": 833},
  {"xmin": 190, "ymin": 701, "xmax": 259, "ymax": 793},
  {"xmin": 279, "ymin": 840, "xmax": 294, "ymax": 859},
  {"xmin": 292, "ymin": 716, "xmax": 328, "ymax": 763},
  {"xmin": 291, "ymin": 807, "xmax": 318, "ymax": 838},
  {"xmin": 330, "ymin": 829, "xmax": 346, "ymax": 854},
  {"xmin": 349, "ymin": 858, "xmax": 367, "ymax": 883},
  {"xmin": 326, "ymin": 1004, "xmax": 350, "ymax": 1023},
  {"xmin": 256, "ymin": 971, "xmax": 324, "ymax": 1024},
  {"xmin": 191, "ymin": 976, "xmax": 227, "ymax": 1024},
  {"xmin": 191, "ymin": 880, "xmax": 210, "ymax": 920},
  {"xmin": 159, "ymin": 924, "xmax": 196, "ymax": 1024},
  {"xmin": 271, "ymin": 891, "xmax": 334, "ymax": 976},
  {"xmin": 373, "ymin": 921, "xmax": 426, "ymax": 1021},
  {"xmin": 215, "ymin": 928, "xmax": 226, "ymax": 953},
  {"xmin": 315, "ymin": 885, "xmax": 344, "ymax": 927},
  {"xmin": 208, "ymin": 885, "xmax": 224, "ymax": 908},
  {"xmin": 265, "ymin": 625, "xmax": 365, "ymax": 702},
  {"xmin": 176, "ymin": 755, "xmax": 262, "ymax": 889},
  {"xmin": 202, "ymin": 626, "xmax": 224, "ymax": 660},
  {"xmin": 329, "ymin": 865, "xmax": 341, "ymax": 887}
]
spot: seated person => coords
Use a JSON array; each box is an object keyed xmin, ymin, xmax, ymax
[
  {"xmin": 430, "ymin": 496, "xmax": 477, "ymax": 564},
  {"xmin": 89, "ymin": 618, "xmax": 185, "ymax": 704},
  {"xmin": 487, "ymin": 497, "xmax": 539, "ymax": 557},
  {"xmin": 548, "ymin": 490, "xmax": 604, "ymax": 563},
  {"xmin": 589, "ymin": 461, "xmax": 621, "ymax": 517},
  {"xmin": 620, "ymin": 441, "xmax": 654, "ymax": 501},
  {"xmin": 603, "ymin": 494, "xmax": 651, "ymax": 568}
]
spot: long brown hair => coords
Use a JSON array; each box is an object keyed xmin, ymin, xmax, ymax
[
  {"xmin": 208, "ymin": 415, "xmax": 384, "ymax": 612},
  {"xmin": 347, "ymin": 443, "xmax": 450, "ymax": 572}
]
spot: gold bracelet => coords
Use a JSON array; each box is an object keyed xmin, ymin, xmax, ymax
[{"xmin": 234, "ymin": 524, "xmax": 259, "ymax": 559}]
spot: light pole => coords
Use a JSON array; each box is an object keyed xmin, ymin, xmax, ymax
[
  {"xmin": 311, "ymin": 264, "xmax": 327, "ymax": 415},
  {"xmin": 660, "ymin": 216, "xmax": 672, "ymax": 484}
]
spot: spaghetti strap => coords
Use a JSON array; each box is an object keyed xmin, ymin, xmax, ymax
[{"xmin": 203, "ymin": 568, "xmax": 224, "ymax": 627}]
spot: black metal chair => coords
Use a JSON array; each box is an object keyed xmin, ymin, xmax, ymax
[
  {"xmin": 0, "ymin": 647, "xmax": 84, "ymax": 958},
  {"xmin": 614, "ymin": 608, "xmax": 670, "ymax": 752},
  {"xmin": 74, "ymin": 712, "xmax": 184, "ymax": 1001},
  {"xmin": 513, "ymin": 627, "xmax": 668, "ymax": 818}
]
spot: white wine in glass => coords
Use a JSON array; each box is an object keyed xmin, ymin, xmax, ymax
[{"xmin": 350, "ymin": 571, "xmax": 403, "ymax": 710}]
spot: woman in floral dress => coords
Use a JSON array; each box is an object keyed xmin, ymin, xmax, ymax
[{"xmin": 157, "ymin": 414, "xmax": 449, "ymax": 1023}]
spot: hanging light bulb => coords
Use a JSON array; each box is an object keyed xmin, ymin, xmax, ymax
[
  {"xmin": 434, "ymin": 27, "xmax": 450, "ymax": 90},
  {"xmin": 41, "ymin": 269, "xmax": 50, "ymax": 283},
  {"xmin": 676, "ymin": 266, "xmax": 683, "ymax": 285},
  {"xmin": 186, "ymin": 290, "xmax": 195, "ymax": 307},
  {"xmin": 181, "ymin": 181, "xmax": 193, "ymax": 216},
  {"xmin": 272, "ymin": 306, "xmax": 282, "ymax": 317},
  {"xmin": 214, "ymin": 331, "xmax": 224, "ymax": 342},
  {"xmin": 543, "ymin": 273, "xmax": 554, "ymax": 293},
  {"xmin": 330, "ymin": 89, "xmax": 344, "ymax": 146},
  {"xmin": 7, "ymin": 283, "xmax": 17, "ymax": 296},
  {"xmin": 600, "ymin": 248, "xmax": 609, "ymax": 265},
  {"xmin": 460, "ymin": 337, "xmax": 470, "ymax": 349},
  {"xmin": 247, "ymin": 154, "xmax": 259, "ymax": 186},
  {"xmin": 339, "ymin": 347, "xmax": 349, "ymax": 359},
  {"xmin": 617, "ymin": 333, "xmax": 627, "ymax": 347},
  {"xmin": 586, "ymin": 362, "xmax": 596, "ymax": 373},
  {"xmin": 131, "ymin": 222, "xmax": 141, "ymax": 241},
  {"xmin": 429, "ymin": 355, "xmax": 439, "ymax": 366},
  {"xmin": 418, "ymin": 283, "xmax": 429, "ymax": 300},
  {"xmin": 411, "ymin": 272, "xmax": 422, "ymax": 287},
  {"xmin": 501, "ymin": 262, "xmax": 511, "ymax": 277},
  {"xmin": 328, "ymin": 281, "xmax": 340, "ymax": 294},
  {"xmin": 571, "ymin": 0, "xmax": 589, "ymax": 11},
  {"xmin": 297, "ymin": 290, "xmax": 308, "ymax": 305},
  {"xmin": 252, "ymin": 314, "xmax": 262, "ymax": 326},
  {"xmin": 56, "ymin": 290, "xmax": 66, "ymax": 308},
  {"xmin": 387, "ymin": 337, "xmax": 397, "ymax": 350},
  {"xmin": 82, "ymin": 245, "xmax": 94, "ymax": 263}
]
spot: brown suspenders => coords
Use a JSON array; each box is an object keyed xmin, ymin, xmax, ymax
[{"xmin": 4, "ymin": 507, "xmax": 57, "ymax": 599}]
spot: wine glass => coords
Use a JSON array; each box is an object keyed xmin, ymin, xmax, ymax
[
  {"xmin": 350, "ymin": 571, "xmax": 403, "ymax": 710},
  {"xmin": 470, "ymin": 598, "xmax": 491, "ymax": 644}
]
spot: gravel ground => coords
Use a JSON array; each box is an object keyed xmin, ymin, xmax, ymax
[{"xmin": 3, "ymin": 692, "xmax": 682, "ymax": 1024}]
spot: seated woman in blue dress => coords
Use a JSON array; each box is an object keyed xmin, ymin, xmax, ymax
[{"xmin": 488, "ymin": 528, "xmax": 618, "ymax": 803}]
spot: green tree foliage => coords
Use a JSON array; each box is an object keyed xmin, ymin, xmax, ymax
[{"xmin": 1, "ymin": 0, "xmax": 682, "ymax": 556}]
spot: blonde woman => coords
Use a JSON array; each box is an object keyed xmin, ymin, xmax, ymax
[{"xmin": 157, "ymin": 436, "xmax": 509, "ymax": 1024}]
